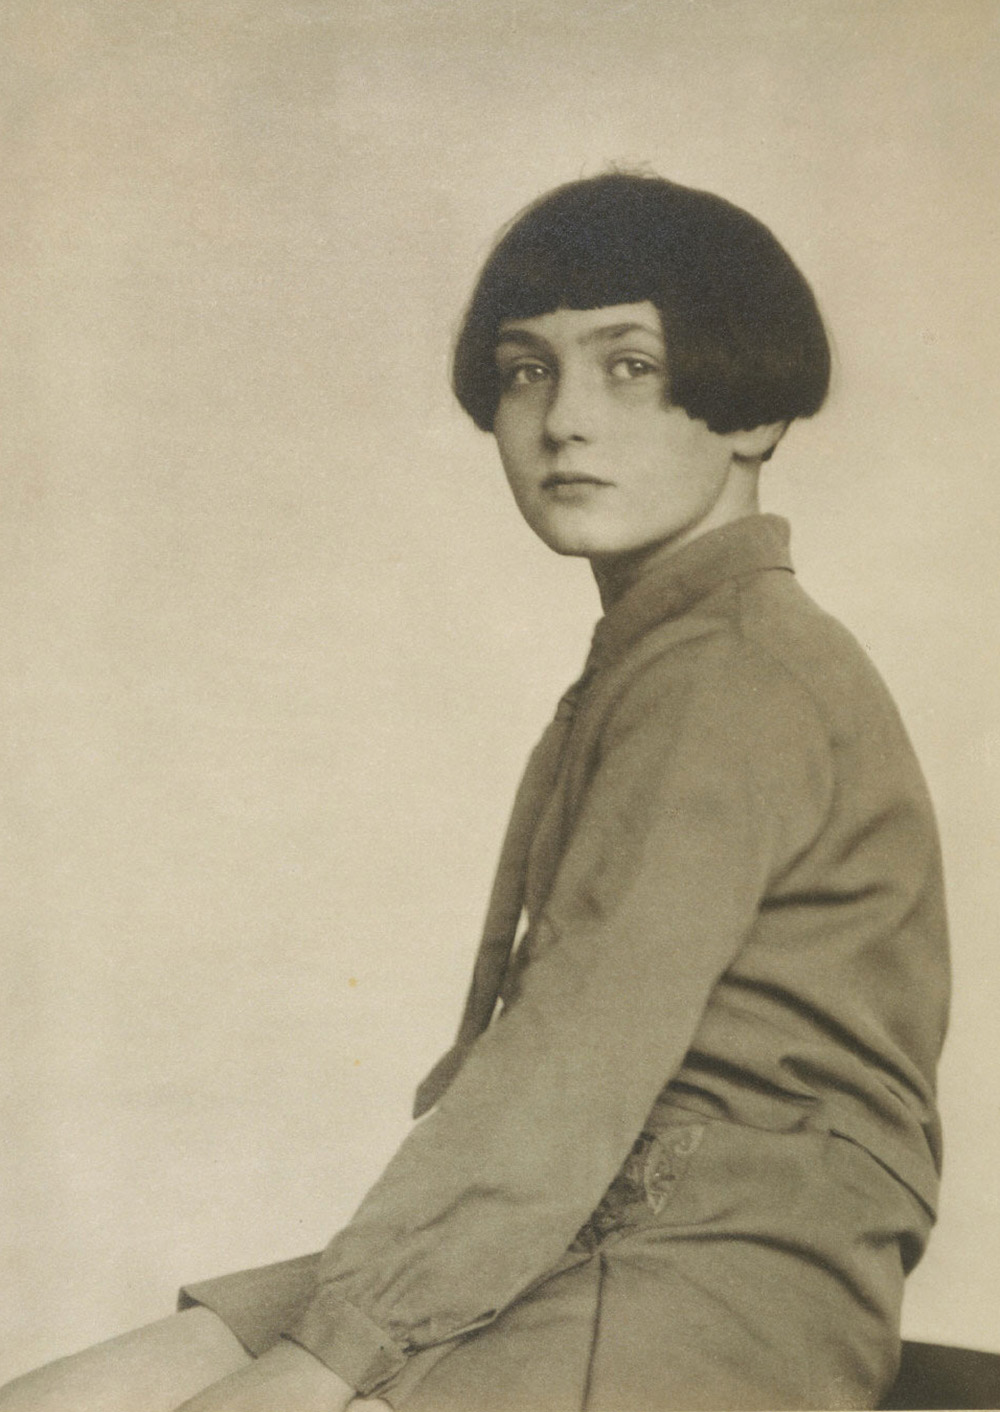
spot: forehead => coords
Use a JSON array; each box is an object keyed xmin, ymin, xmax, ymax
[{"xmin": 496, "ymin": 301, "xmax": 664, "ymax": 348}]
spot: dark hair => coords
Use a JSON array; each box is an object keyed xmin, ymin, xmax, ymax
[{"xmin": 453, "ymin": 172, "xmax": 830, "ymax": 436}]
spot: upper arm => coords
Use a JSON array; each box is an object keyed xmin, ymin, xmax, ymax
[{"xmin": 539, "ymin": 636, "xmax": 834, "ymax": 945}]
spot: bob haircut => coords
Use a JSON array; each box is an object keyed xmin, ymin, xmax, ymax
[{"xmin": 453, "ymin": 172, "xmax": 831, "ymax": 437}]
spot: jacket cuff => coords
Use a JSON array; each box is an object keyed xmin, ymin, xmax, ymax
[{"xmin": 284, "ymin": 1284, "xmax": 410, "ymax": 1396}]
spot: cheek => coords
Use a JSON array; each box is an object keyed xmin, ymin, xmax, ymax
[
  {"xmin": 493, "ymin": 397, "xmax": 538, "ymax": 447},
  {"xmin": 494, "ymin": 425, "xmax": 538, "ymax": 488},
  {"xmin": 494, "ymin": 445, "xmax": 536, "ymax": 519},
  {"xmin": 646, "ymin": 423, "xmax": 728, "ymax": 483},
  {"xmin": 494, "ymin": 440, "xmax": 520, "ymax": 487}
]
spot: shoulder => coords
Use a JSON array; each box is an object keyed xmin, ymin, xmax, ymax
[
  {"xmin": 599, "ymin": 563, "xmax": 915, "ymax": 750},
  {"xmin": 591, "ymin": 585, "xmax": 831, "ymax": 764},
  {"xmin": 573, "ymin": 605, "xmax": 834, "ymax": 852},
  {"xmin": 732, "ymin": 566, "xmax": 910, "ymax": 738}
]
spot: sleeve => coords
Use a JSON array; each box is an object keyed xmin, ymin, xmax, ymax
[{"xmin": 283, "ymin": 638, "xmax": 834, "ymax": 1396}]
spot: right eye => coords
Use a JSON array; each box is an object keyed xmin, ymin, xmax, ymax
[{"xmin": 500, "ymin": 361, "xmax": 551, "ymax": 388}]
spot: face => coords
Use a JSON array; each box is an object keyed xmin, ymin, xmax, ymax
[{"xmin": 492, "ymin": 302, "xmax": 760, "ymax": 568}]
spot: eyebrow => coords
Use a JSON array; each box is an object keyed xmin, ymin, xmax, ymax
[{"xmin": 495, "ymin": 321, "xmax": 663, "ymax": 350}]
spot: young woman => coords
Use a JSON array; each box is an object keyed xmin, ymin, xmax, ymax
[{"xmin": 0, "ymin": 173, "xmax": 949, "ymax": 1412}]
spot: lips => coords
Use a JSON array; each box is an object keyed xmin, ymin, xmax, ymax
[{"xmin": 541, "ymin": 472, "xmax": 610, "ymax": 489}]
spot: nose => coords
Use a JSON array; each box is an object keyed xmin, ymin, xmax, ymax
[{"xmin": 543, "ymin": 366, "xmax": 597, "ymax": 445}]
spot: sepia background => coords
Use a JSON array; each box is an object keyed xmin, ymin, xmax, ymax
[{"xmin": 2, "ymin": 0, "xmax": 998, "ymax": 1383}]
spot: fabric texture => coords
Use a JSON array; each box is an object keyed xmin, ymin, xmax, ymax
[{"xmin": 180, "ymin": 514, "xmax": 949, "ymax": 1408}]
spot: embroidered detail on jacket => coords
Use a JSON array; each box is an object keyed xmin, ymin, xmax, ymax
[{"xmin": 571, "ymin": 1124, "xmax": 705, "ymax": 1252}]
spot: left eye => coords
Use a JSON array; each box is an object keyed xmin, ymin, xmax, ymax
[{"xmin": 609, "ymin": 357, "xmax": 657, "ymax": 381}]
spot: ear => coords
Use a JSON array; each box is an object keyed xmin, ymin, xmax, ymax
[{"xmin": 728, "ymin": 420, "xmax": 788, "ymax": 464}]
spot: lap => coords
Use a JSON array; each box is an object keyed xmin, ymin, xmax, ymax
[
  {"xmin": 387, "ymin": 1121, "xmax": 923, "ymax": 1411},
  {"xmin": 174, "ymin": 1120, "xmax": 929, "ymax": 1411},
  {"xmin": 388, "ymin": 1228, "xmax": 896, "ymax": 1412}
]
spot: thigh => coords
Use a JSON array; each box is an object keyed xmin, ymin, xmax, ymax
[
  {"xmin": 582, "ymin": 1121, "xmax": 923, "ymax": 1411},
  {"xmin": 588, "ymin": 1231, "xmax": 893, "ymax": 1411},
  {"xmin": 0, "ymin": 1308, "xmax": 251, "ymax": 1412},
  {"xmin": 384, "ymin": 1232, "xmax": 890, "ymax": 1412}
]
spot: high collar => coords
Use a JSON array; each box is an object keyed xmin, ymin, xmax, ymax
[{"xmin": 588, "ymin": 514, "xmax": 794, "ymax": 671}]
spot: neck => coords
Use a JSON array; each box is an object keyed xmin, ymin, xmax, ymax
[{"xmin": 591, "ymin": 471, "xmax": 761, "ymax": 611}]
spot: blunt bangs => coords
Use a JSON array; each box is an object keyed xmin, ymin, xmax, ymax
[{"xmin": 452, "ymin": 173, "xmax": 831, "ymax": 437}]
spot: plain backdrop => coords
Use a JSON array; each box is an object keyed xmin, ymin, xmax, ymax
[{"xmin": 2, "ymin": 0, "xmax": 998, "ymax": 1385}]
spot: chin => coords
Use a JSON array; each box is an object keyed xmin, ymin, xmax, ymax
[
  {"xmin": 546, "ymin": 527, "xmax": 659, "ymax": 560},
  {"xmin": 533, "ymin": 528, "xmax": 607, "ymax": 559},
  {"xmin": 547, "ymin": 539, "xmax": 598, "ymax": 559},
  {"xmin": 525, "ymin": 517, "xmax": 613, "ymax": 559}
]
